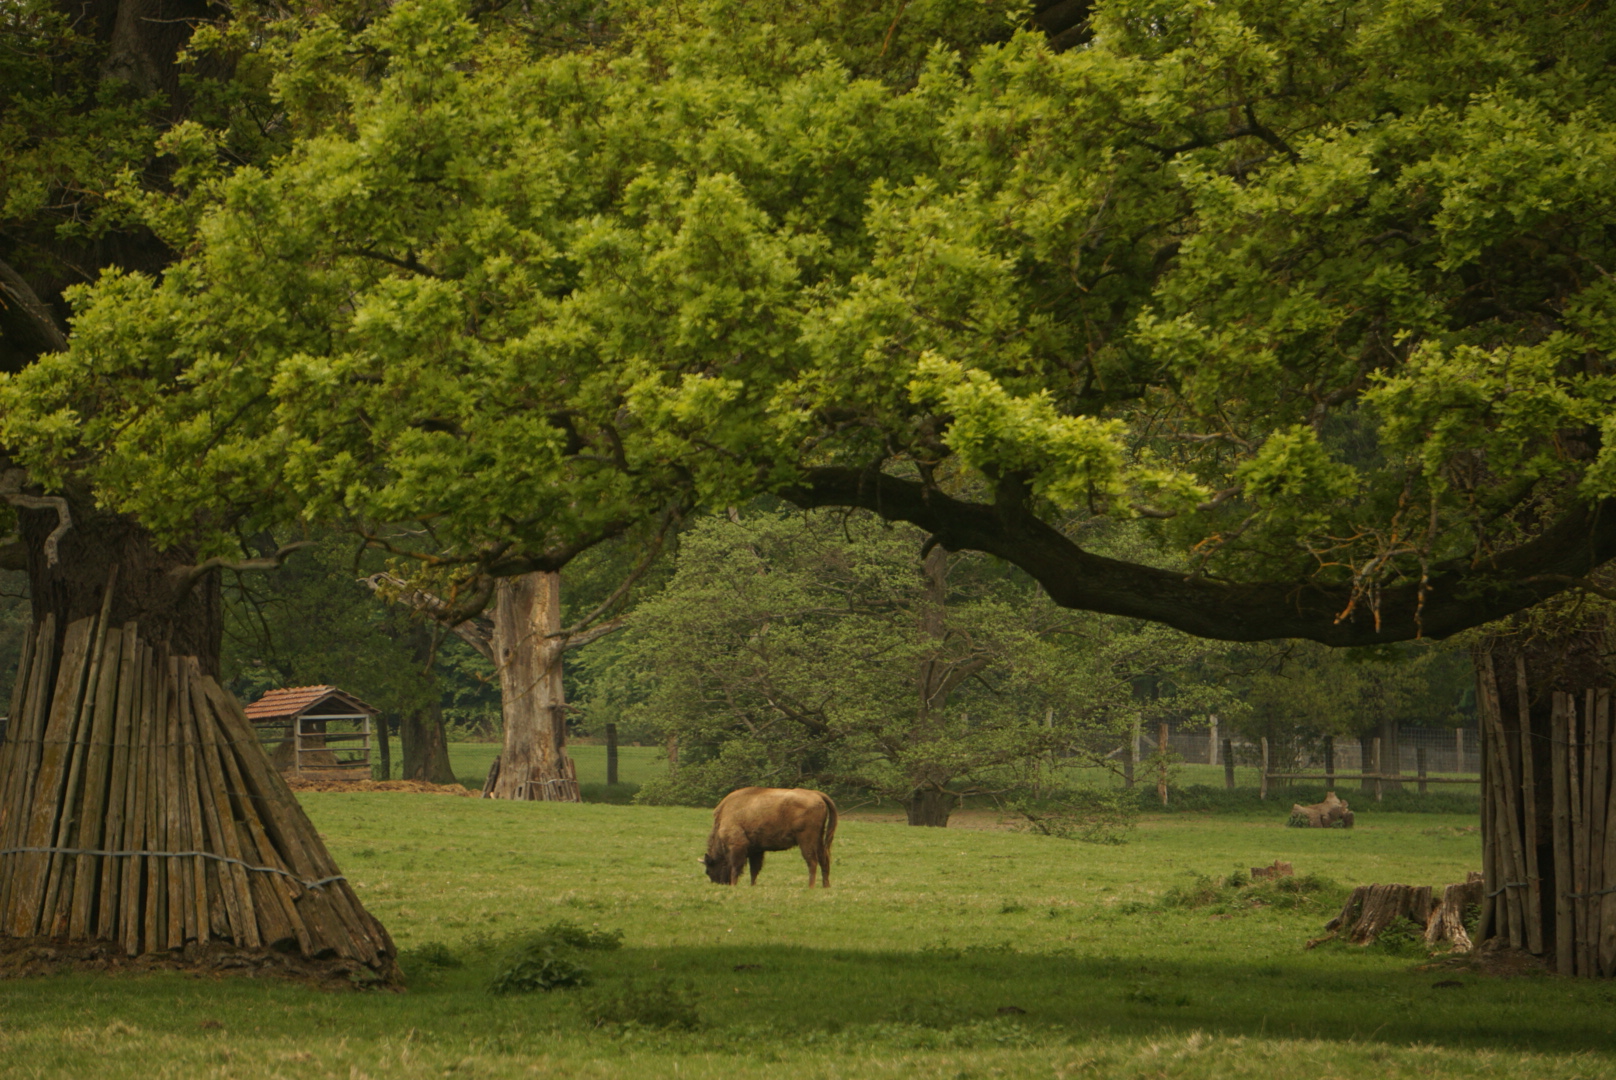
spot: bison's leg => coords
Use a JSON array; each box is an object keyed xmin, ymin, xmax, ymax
[
  {"xmin": 819, "ymin": 847, "xmax": 831, "ymax": 888},
  {"xmin": 748, "ymin": 850, "xmax": 764, "ymax": 885}
]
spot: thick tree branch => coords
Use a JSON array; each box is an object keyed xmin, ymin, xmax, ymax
[
  {"xmin": 170, "ymin": 540, "xmax": 315, "ymax": 591},
  {"xmin": 0, "ymin": 256, "xmax": 68, "ymax": 354},
  {"xmin": 0, "ymin": 471, "xmax": 72, "ymax": 565},
  {"xmin": 361, "ymin": 572, "xmax": 495, "ymax": 661},
  {"xmin": 784, "ymin": 466, "xmax": 1616, "ymax": 646}
]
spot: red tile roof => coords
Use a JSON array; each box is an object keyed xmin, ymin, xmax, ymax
[{"xmin": 244, "ymin": 685, "xmax": 378, "ymax": 721}]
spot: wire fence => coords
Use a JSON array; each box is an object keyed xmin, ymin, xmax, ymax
[{"xmin": 1131, "ymin": 724, "xmax": 1480, "ymax": 776}]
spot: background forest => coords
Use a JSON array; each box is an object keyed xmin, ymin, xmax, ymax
[{"xmin": 34, "ymin": 504, "xmax": 1471, "ymax": 817}]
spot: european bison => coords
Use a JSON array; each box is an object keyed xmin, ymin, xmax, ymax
[{"xmin": 702, "ymin": 787, "xmax": 837, "ymax": 887}]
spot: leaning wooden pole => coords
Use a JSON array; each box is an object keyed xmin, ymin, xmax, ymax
[
  {"xmin": 1553, "ymin": 691, "xmax": 1575, "ymax": 974},
  {"xmin": 0, "ymin": 608, "xmax": 397, "ymax": 980}
]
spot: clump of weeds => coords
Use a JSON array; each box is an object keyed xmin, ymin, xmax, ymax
[
  {"xmin": 486, "ymin": 920, "xmax": 623, "ymax": 995},
  {"xmin": 581, "ymin": 978, "xmax": 701, "ymax": 1030}
]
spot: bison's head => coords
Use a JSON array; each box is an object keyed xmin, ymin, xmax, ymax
[{"xmin": 701, "ymin": 853, "xmax": 728, "ymax": 884}]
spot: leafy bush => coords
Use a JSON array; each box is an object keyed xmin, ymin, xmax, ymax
[
  {"xmin": 581, "ymin": 979, "xmax": 701, "ymax": 1030},
  {"xmin": 486, "ymin": 921, "xmax": 622, "ymax": 995}
]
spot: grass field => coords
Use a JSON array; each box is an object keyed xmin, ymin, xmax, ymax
[{"xmin": 1, "ymin": 793, "xmax": 1610, "ymax": 1078}]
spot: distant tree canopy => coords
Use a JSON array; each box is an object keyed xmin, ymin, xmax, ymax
[
  {"xmin": 4, "ymin": 0, "xmax": 1614, "ymax": 646},
  {"xmin": 587, "ymin": 507, "xmax": 1233, "ymax": 821}
]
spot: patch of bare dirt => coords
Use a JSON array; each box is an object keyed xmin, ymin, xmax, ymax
[
  {"xmin": 282, "ymin": 777, "xmax": 475, "ymax": 796},
  {"xmin": 0, "ymin": 936, "xmax": 402, "ymax": 989},
  {"xmin": 1415, "ymin": 939, "xmax": 1553, "ymax": 979}
]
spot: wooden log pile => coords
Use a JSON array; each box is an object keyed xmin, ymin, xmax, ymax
[
  {"xmin": 0, "ymin": 608, "xmax": 396, "ymax": 977},
  {"xmin": 1471, "ymin": 647, "xmax": 1616, "ymax": 975}
]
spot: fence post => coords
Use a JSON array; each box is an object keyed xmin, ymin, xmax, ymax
[
  {"xmin": 1373, "ymin": 737, "xmax": 1383, "ymax": 802},
  {"xmin": 1417, "ymin": 745, "xmax": 1428, "ymax": 795},
  {"xmin": 1259, "ymin": 737, "xmax": 1269, "ymax": 801},
  {"xmin": 606, "ymin": 722, "xmax": 619, "ymax": 786},
  {"xmin": 1208, "ymin": 715, "xmax": 1219, "ymax": 765},
  {"xmin": 1124, "ymin": 718, "xmax": 1138, "ymax": 788},
  {"xmin": 1456, "ymin": 727, "xmax": 1464, "ymax": 772},
  {"xmin": 1223, "ymin": 739, "xmax": 1235, "ymax": 790},
  {"xmin": 1324, "ymin": 735, "xmax": 1335, "ymax": 790},
  {"xmin": 1157, "ymin": 722, "xmax": 1169, "ymax": 807}
]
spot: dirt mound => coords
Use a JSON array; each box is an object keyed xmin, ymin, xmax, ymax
[
  {"xmin": 0, "ymin": 936, "xmax": 401, "ymax": 989},
  {"xmin": 282, "ymin": 777, "xmax": 475, "ymax": 796}
]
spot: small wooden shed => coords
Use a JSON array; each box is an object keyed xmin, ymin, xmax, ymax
[{"xmin": 245, "ymin": 685, "xmax": 378, "ymax": 781}]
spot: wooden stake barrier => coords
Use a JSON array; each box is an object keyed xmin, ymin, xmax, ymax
[{"xmin": 0, "ymin": 615, "xmax": 395, "ymax": 974}]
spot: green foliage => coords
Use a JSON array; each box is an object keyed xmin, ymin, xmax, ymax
[
  {"xmin": 485, "ymin": 921, "xmax": 622, "ymax": 994},
  {"xmin": 9, "ymin": 0, "xmax": 1613, "ymax": 657},
  {"xmin": 592, "ymin": 507, "xmax": 1211, "ymax": 812}
]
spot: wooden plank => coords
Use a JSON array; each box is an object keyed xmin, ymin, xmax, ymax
[
  {"xmin": 162, "ymin": 656, "xmax": 186, "ymax": 949},
  {"xmin": 8, "ymin": 617, "xmax": 93, "ymax": 937},
  {"xmin": 204, "ymin": 678, "xmax": 380, "ymax": 963},
  {"xmin": 1571, "ymin": 691, "xmax": 1588, "ymax": 974},
  {"xmin": 0, "ymin": 617, "xmax": 50, "ymax": 923},
  {"xmin": 141, "ymin": 648, "xmax": 165, "ymax": 954},
  {"xmin": 68, "ymin": 626, "xmax": 125, "ymax": 937},
  {"xmin": 1583, "ymin": 691, "xmax": 1596, "ymax": 976},
  {"xmin": 118, "ymin": 640, "xmax": 152, "ymax": 954},
  {"xmin": 1553, "ymin": 692, "xmax": 1575, "ymax": 974},
  {"xmin": 1259, "ymin": 738, "xmax": 1268, "ymax": 801},
  {"xmin": 1589, "ymin": 690, "xmax": 1611, "ymax": 970},
  {"xmin": 96, "ymin": 624, "xmax": 139, "ymax": 939},
  {"xmin": 43, "ymin": 582, "xmax": 117, "ymax": 934},
  {"xmin": 0, "ymin": 614, "xmax": 39, "ymax": 841},
  {"xmin": 1516, "ymin": 655, "xmax": 1543, "ymax": 956},
  {"xmin": 175, "ymin": 660, "xmax": 210, "ymax": 943},
  {"xmin": 1478, "ymin": 655, "xmax": 1527, "ymax": 949},
  {"xmin": 187, "ymin": 670, "xmax": 255, "ymax": 946},
  {"xmin": 1478, "ymin": 673, "xmax": 1496, "ymax": 946},
  {"xmin": 210, "ymin": 690, "xmax": 311, "ymax": 954}
]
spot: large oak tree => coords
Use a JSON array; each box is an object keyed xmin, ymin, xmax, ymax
[{"xmin": 11, "ymin": 0, "xmax": 1616, "ymax": 966}]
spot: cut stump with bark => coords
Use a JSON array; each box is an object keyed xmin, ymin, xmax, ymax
[{"xmin": 1314, "ymin": 873, "xmax": 1482, "ymax": 952}]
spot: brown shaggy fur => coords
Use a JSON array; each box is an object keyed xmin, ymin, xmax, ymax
[{"xmin": 702, "ymin": 787, "xmax": 838, "ymax": 887}]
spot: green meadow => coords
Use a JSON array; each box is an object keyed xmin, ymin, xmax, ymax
[{"xmin": 2, "ymin": 790, "xmax": 1610, "ymax": 1079}]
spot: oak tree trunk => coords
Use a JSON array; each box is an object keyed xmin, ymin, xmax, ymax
[
  {"xmin": 906, "ymin": 787, "xmax": 953, "ymax": 827},
  {"xmin": 488, "ymin": 571, "xmax": 577, "ymax": 801},
  {"xmin": 400, "ymin": 703, "xmax": 456, "ymax": 786},
  {"xmin": 399, "ymin": 630, "xmax": 455, "ymax": 785}
]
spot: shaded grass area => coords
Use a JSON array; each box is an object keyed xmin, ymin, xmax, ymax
[{"xmin": 0, "ymin": 797, "xmax": 1593, "ymax": 1078}]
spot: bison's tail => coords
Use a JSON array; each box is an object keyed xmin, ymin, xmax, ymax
[{"xmin": 819, "ymin": 792, "xmax": 838, "ymax": 850}]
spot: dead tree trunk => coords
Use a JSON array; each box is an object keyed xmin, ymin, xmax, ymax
[{"xmin": 489, "ymin": 572, "xmax": 577, "ymax": 801}]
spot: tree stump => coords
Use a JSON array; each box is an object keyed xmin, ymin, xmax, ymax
[
  {"xmin": 1424, "ymin": 872, "xmax": 1485, "ymax": 952},
  {"xmin": 1315, "ymin": 873, "xmax": 1482, "ymax": 951},
  {"xmin": 1288, "ymin": 791, "xmax": 1354, "ymax": 828}
]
